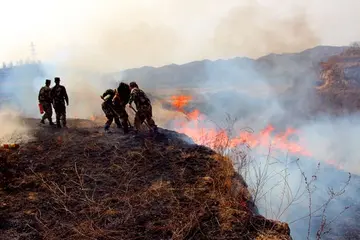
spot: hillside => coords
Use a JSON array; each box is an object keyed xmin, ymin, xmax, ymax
[
  {"xmin": 317, "ymin": 45, "xmax": 360, "ymax": 113},
  {"xmin": 107, "ymin": 45, "xmax": 349, "ymax": 122},
  {"xmin": 0, "ymin": 119, "xmax": 291, "ymax": 240},
  {"xmin": 112, "ymin": 45, "xmax": 346, "ymax": 91}
]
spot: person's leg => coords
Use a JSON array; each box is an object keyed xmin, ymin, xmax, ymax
[
  {"xmin": 47, "ymin": 103, "xmax": 54, "ymax": 125},
  {"xmin": 145, "ymin": 105, "xmax": 157, "ymax": 132},
  {"xmin": 114, "ymin": 117, "xmax": 122, "ymax": 128},
  {"xmin": 134, "ymin": 111, "xmax": 145, "ymax": 132},
  {"xmin": 61, "ymin": 105, "xmax": 67, "ymax": 127},
  {"xmin": 54, "ymin": 104, "xmax": 61, "ymax": 128}
]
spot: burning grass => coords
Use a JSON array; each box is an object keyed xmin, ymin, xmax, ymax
[{"xmin": 0, "ymin": 119, "xmax": 291, "ymax": 239}]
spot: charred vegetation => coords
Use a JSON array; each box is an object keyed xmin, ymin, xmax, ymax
[{"xmin": 0, "ymin": 119, "xmax": 291, "ymax": 240}]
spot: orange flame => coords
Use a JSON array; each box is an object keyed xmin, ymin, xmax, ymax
[
  {"xmin": 169, "ymin": 95, "xmax": 343, "ymax": 169},
  {"xmin": 171, "ymin": 95, "xmax": 192, "ymax": 110}
]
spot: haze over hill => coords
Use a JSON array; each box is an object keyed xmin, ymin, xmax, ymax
[
  {"xmin": 2, "ymin": 1, "xmax": 360, "ymax": 239},
  {"xmin": 2, "ymin": 44, "xmax": 360, "ymax": 239},
  {"xmin": 1, "ymin": 0, "xmax": 360, "ymax": 70}
]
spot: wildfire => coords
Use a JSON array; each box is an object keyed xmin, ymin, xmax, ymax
[
  {"xmin": 169, "ymin": 94, "xmax": 342, "ymax": 169},
  {"xmin": 170, "ymin": 95, "xmax": 192, "ymax": 110}
]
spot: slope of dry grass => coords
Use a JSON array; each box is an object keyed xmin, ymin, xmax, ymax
[
  {"xmin": 0, "ymin": 119, "xmax": 291, "ymax": 240},
  {"xmin": 316, "ymin": 49, "xmax": 360, "ymax": 113}
]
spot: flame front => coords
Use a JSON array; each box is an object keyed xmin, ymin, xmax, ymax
[
  {"xmin": 171, "ymin": 95, "xmax": 192, "ymax": 110},
  {"xmin": 170, "ymin": 95, "xmax": 342, "ymax": 169}
]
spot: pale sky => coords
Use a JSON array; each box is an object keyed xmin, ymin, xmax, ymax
[{"xmin": 0, "ymin": 0, "xmax": 359, "ymax": 71}]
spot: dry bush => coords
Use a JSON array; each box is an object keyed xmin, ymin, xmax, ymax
[{"xmin": 342, "ymin": 42, "xmax": 360, "ymax": 56}]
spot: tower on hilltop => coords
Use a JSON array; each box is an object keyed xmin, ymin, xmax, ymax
[{"xmin": 30, "ymin": 42, "xmax": 37, "ymax": 62}]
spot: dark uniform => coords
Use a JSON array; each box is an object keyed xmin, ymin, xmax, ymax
[
  {"xmin": 101, "ymin": 85, "xmax": 129, "ymax": 133},
  {"xmin": 51, "ymin": 77, "xmax": 69, "ymax": 128},
  {"xmin": 128, "ymin": 82, "xmax": 157, "ymax": 132},
  {"xmin": 38, "ymin": 79, "xmax": 54, "ymax": 125}
]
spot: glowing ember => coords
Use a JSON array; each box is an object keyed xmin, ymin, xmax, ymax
[{"xmin": 90, "ymin": 115, "xmax": 96, "ymax": 121}]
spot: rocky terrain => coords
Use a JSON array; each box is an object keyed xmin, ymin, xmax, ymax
[{"xmin": 0, "ymin": 118, "xmax": 291, "ymax": 240}]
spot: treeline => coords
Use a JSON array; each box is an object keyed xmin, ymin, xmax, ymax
[{"xmin": 1, "ymin": 59, "xmax": 41, "ymax": 69}]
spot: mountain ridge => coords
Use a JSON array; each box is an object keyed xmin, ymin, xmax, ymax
[{"xmin": 108, "ymin": 45, "xmax": 347, "ymax": 91}]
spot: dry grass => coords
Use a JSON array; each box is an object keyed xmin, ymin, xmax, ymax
[
  {"xmin": 0, "ymin": 119, "xmax": 291, "ymax": 240},
  {"xmin": 317, "ymin": 43, "xmax": 360, "ymax": 113}
]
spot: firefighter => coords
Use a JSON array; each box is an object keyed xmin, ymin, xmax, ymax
[
  {"xmin": 101, "ymin": 82, "xmax": 131, "ymax": 133},
  {"xmin": 128, "ymin": 81, "xmax": 157, "ymax": 133},
  {"xmin": 38, "ymin": 79, "xmax": 54, "ymax": 125},
  {"xmin": 51, "ymin": 77, "xmax": 69, "ymax": 128}
]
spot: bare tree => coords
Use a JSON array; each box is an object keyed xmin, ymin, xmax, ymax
[{"xmin": 343, "ymin": 42, "xmax": 360, "ymax": 56}]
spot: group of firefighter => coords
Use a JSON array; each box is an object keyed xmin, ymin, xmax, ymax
[{"xmin": 38, "ymin": 78, "xmax": 157, "ymax": 134}]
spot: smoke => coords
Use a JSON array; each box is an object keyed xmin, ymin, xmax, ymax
[
  {"xmin": 300, "ymin": 114, "xmax": 360, "ymax": 174},
  {"xmin": 154, "ymin": 3, "xmax": 359, "ymax": 240},
  {"xmin": 0, "ymin": 108, "xmax": 32, "ymax": 145},
  {"xmin": 204, "ymin": 1, "xmax": 319, "ymax": 59},
  {"xmin": 0, "ymin": 1, "xmax": 359, "ymax": 239},
  {"xmin": 65, "ymin": 22, "xmax": 181, "ymax": 72}
]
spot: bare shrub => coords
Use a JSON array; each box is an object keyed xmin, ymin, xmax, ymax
[
  {"xmin": 189, "ymin": 114, "xmax": 352, "ymax": 239},
  {"xmin": 343, "ymin": 42, "xmax": 360, "ymax": 56}
]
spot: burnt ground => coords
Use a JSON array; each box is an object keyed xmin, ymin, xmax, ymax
[{"xmin": 0, "ymin": 118, "xmax": 291, "ymax": 240}]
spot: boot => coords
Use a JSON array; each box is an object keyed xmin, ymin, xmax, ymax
[
  {"xmin": 104, "ymin": 124, "xmax": 110, "ymax": 132},
  {"xmin": 40, "ymin": 119, "xmax": 45, "ymax": 124},
  {"xmin": 49, "ymin": 119, "xmax": 55, "ymax": 125},
  {"xmin": 153, "ymin": 125, "xmax": 158, "ymax": 133},
  {"xmin": 123, "ymin": 124, "xmax": 129, "ymax": 134}
]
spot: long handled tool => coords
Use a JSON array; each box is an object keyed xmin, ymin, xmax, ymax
[
  {"xmin": 128, "ymin": 105, "xmax": 151, "ymax": 130},
  {"xmin": 101, "ymin": 97, "xmax": 132, "ymax": 128}
]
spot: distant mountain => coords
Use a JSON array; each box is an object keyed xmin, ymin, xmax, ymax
[
  {"xmin": 109, "ymin": 45, "xmax": 347, "ymax": 91},
  {"xmin": 106, "ymin": 45, "xmax": 349, "ymax": 123}
]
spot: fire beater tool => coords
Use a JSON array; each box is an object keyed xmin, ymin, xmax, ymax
[
  {"xmin": 101, "ymin": 96, "xmax": 133, "ymax": 128},
  {"xmin": 128, "ymin": 104, "xmax": 151, "ymax": 130}
]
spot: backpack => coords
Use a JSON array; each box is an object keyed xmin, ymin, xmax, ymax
[{"xmin": 117, "ymin": 82, "xmax": 131, "ymax": 104}]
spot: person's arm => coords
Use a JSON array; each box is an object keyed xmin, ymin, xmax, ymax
[
  {"xmin": 50, "ymin": 87, "xmax": 55, "ymax": 102},
  {"xmin": 63, "ymin": 86, "xmax": 69, "ymax": 105},
  {"xmin": 102, "ymin": 89, "xmax": 113, "ymax": 101},
  {"xmin": 128, "ymin": 91, "xmax": 135, "ymax": 105},
  {"xmin": 38, "ymin": 87, "xmax": 42, "ymax": 102}
]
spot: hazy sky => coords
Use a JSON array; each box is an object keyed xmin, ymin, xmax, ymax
[{"xmin": 0, "ymin": 0, "xmax": 359, "ymax": 71}]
